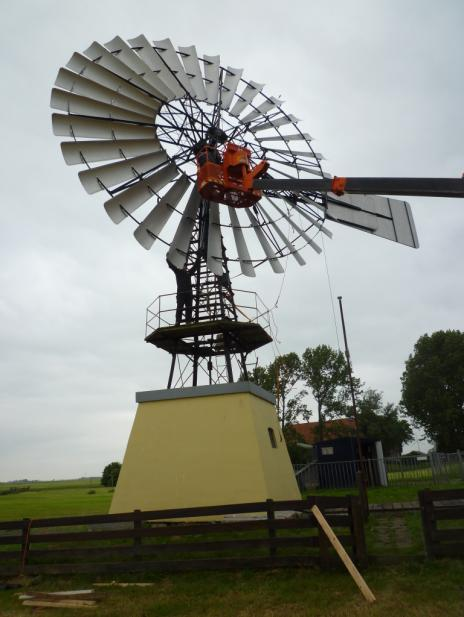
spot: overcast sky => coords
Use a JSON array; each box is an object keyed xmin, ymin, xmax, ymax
[{"xmin": 1, "ymin": 1, "xmax": 463, "ymax": 481}]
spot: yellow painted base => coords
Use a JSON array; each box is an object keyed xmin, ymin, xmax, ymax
[{"xmin": 110, "ymin": 383, "xmax": 300, "ymax": 514}]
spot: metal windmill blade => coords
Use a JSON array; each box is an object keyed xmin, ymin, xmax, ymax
[
  {"xmin": 51, "ymin": 35, "xmax": 334, "ymax": 279},
  {"xmin": 51, "ymin": 34, "xmax": 464, "ymax": 285}
]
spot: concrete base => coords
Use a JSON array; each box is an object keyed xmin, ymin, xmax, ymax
[{"xmin": 109, "ymin": 382, "xmax": 300, "ymax": 514}]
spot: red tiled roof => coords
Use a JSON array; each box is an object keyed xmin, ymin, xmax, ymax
[{"xmin": 292, "ymin": 418, "xmax": 357, "ymax": 444}]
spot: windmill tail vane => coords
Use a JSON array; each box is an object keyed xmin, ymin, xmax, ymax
[{"xmin": 50, "ymin": 35, "xmax": 463, "ymax": 387}]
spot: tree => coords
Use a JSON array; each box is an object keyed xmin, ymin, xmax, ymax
[
  {"xmin": 401, "ymin": 330, "xmax": 464, "ymax": 451},
  {"xmin": 300, "ymin": 345, "xmax": 349, "ymax": 441},
  {"xmin": 249, "ymin": 364, "xmax": 272, "ymax": 392},
  {"xmin": 282, "ymin": 424, "xmax": 314, "ymax": 464},
  {"xmin": 101, "ymin": 462, "xmax": 121, "ymax": 487},
  {"xmin": 354, "ymin": 389, "xmax": 413, "ymax": 456},
  {"xmin": 250, "ymin": 353, "xmax": 308, "ymax": 428}
]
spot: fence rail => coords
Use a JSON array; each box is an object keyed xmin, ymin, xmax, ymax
[
  {"xmin": 0, "ymin": 496, "xmax": 366, "ymax": 576},
  {"xmin": 419, "ymin": 488, "xmax": 464, "ymax": 558}
]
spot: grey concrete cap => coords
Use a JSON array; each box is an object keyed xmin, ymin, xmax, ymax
[{"xmin": 136, "ymin": 381, "xmax": 275, "ymax": 405}]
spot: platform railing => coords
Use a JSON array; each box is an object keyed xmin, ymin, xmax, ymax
[{"xmin": 145, "ymin": 289, "xmax": 272, "ymax": 336}]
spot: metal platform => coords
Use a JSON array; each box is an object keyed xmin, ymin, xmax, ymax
[{"xmin": 145, "ymin": 318, "xmax": 272, "ymax": 356}]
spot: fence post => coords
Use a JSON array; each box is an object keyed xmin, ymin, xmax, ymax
[
  {"xmin": 266, "ymin": 499, "xmax": 276, "ymax": 558},
  {"xmin": 20, "ymin": 518, "xmax": 32, "ymax": 574},
  {"xmin": 457, "ymin": 450, "xmax": 464, "ymax": 480},
  {"xmin": 349, "ymin": 495, "xmax": 368, "ymax": 569},
  {"xmin": 314, "ymin": 497, "xmax": 330, "ymax": 569},
  {"xmin": 399, "ymin": 455, "xmax": 405, "ymax": 484},
  {"xmin": 133, "ymin": 509, "xmax": 142, "ymax": 551},
  {"xmin": 418, "ymin": 489, "xmax": 435, "ymax": 558},
  {"xmin": 356, "ymin": 471, "xmax": 369, "ymax": 521}
]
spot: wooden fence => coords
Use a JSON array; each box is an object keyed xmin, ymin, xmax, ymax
[
  {"xmin": 419, "ymin": 488, "xmax": 464, "ymax": 558},
  {"xmin": 0, "ymin": 496, "xmax": 366, "ymax": 576}
]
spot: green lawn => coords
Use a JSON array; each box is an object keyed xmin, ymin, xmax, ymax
[
  {"xmin": 0, "ymin": 561, "xmax": 463, "ymax": 616},
  {"xmin": 0, "ymin": 487, "xmax": 111, "ymax": 520},
  {"xmin": 2, "ymin": 479, "xmax": 464, "ymax": 523},
  {"xmin": 0, "ymin": 478, "xmax": 100, "ymax": 491},
  {"xmin": 307, "ymin": 481, "xmax": 464, "ymax": 504},
  {"xmin": 0, "ymin": 479, "xmax": 111, "ymax": 521},
  {"xmin": 387, "ymin": 467, "xmax": 433, "ymax": 481}
]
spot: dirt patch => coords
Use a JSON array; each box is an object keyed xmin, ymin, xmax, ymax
[
  {"xmin": 374, "ymin": 515, "xmax": 411, "ymax": 549},
  {"xmin": 392, "ymin": 516, "xmax": 412, "ymax": 548}
]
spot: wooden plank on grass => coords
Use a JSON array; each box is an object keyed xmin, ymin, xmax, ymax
[
  {"xmin": 311, "ymin": 506, "xmax": 376, "ymax": 604},
  {"xmin": 19, "ymin": 590, "xmax": 95, "ymax": 599},
  {"xmin": 22, "ymin": 599, "xmax": 96, "ymax": 608},
  {"xmin": 93, "ymin": 582, "xmax": 153, "ymax": 587},
  {"xmin": 19, "ymin": 593, "xmax": 96, "ymax": 605}
]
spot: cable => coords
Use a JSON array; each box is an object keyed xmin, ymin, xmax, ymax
[
  {"xmin": 272, "ymin": 249, "xmax": 290, "ymax": 311},
  {"xmin": 269, "ymin": 309, "xmax": 282, "ymax": 358},
  {"xmin": 269, "ymin": 247, "xmax": 290, "ymax": 361},
  {"xmin": 321, "ymin": 234, "xmax": 340, "ymax": 350}
]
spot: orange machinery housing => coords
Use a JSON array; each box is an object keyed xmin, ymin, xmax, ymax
[{"xmin": 196, "ymin": 142, "xmax": 269, "ymax": 208}]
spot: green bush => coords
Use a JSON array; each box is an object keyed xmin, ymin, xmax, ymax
[{"xmin": 101, "ymin": 462, "xmax": 121, "ymax": 487}]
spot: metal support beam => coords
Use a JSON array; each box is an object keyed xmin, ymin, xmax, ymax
[{"xmin": 254, "ymin": 177, "xmax": 464, "ymax": 198}]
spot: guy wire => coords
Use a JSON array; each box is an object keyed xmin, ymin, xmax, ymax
[
  {"xmin": 269, "ymin": 249, "xmax": 290, "ymax": 360},
  {"xmin": 321, "ymin": 234, "xmax": 341, "ymax": 350}
]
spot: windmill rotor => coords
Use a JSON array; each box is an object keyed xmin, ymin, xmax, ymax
[
  {"xmin": 50, "ymin": 36, "xmax": 341, "ymax": 278},
  {"xmin": 51, "ymin": 35, "xmax": 464, "ymax": 275}
]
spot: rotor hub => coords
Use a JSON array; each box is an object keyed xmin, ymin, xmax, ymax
[{"xmin": 195, "ymin": 141, "xmax": 269, "ymax": 208}]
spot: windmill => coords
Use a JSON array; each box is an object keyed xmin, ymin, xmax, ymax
[{"xmin": 51, "ymin": 36, "xmax": 463, "ymax": 513}]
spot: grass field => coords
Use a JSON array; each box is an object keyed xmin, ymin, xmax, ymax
[
  {"xmin": 1, "ymin": 478, "xmax": 463, "ymax": 616},
  {"xmin": 0, "ymin": 478, "xmax": 110, "ymax": 521},
  {"xmin": 2, "ymin": 478, "xmax": 464, "ymax": 522},
  {"xmin": 0, "ymin": 478, "xmax": 101, "ymax": 491},
  {"xmin": 386, "ymin": 466, "xmax": 462, "ymax": 482},
  {"xmin": 0, "ymin": 561, "xmax": 463, "ymax": 616},
  {"xmin": 310, "ymin": 481, "xmax": 464, "ymax": 504},
  {"xmin": 387, "ymin": 467, "xmax": 433, "ymax": 481}
]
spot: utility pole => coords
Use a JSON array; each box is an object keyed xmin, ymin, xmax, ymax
[{"xmin": 337, "ymin": 296, "xmax": 369, "ymax": 518}]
